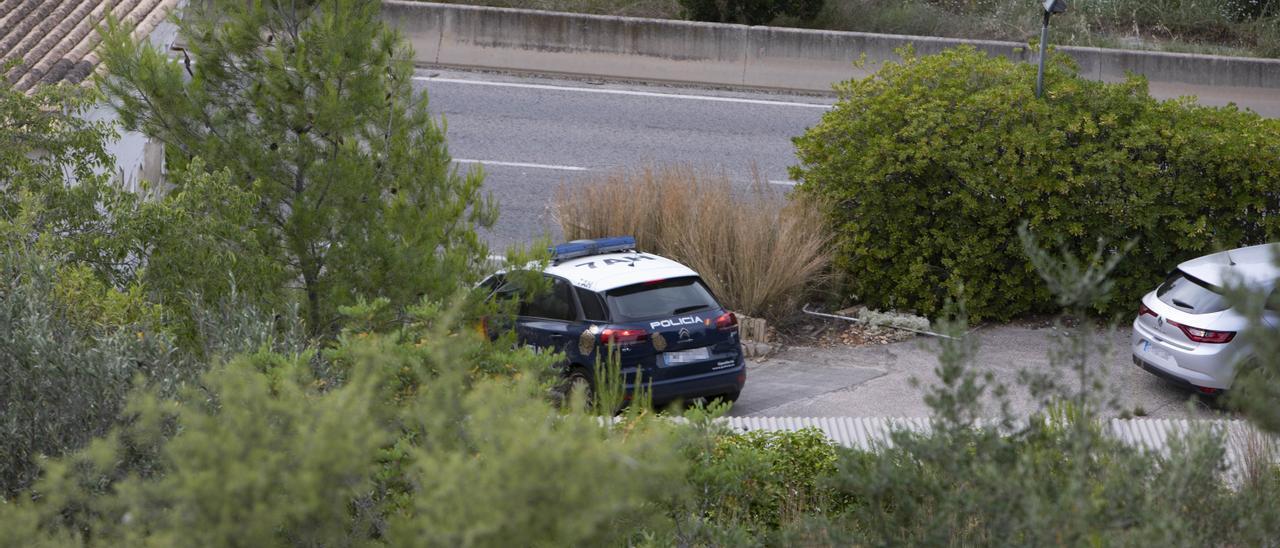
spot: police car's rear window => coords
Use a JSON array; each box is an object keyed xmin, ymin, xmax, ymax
[
  {"xmin": 1157, "ymin": 269, "xmax": 1230, "ymax": 314},
  {"xmin": 605, "ymin": 277, "xmax": 718, "ymax": 321}
]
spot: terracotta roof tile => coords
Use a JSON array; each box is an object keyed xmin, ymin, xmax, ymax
[{"xmin": 1, "ymin": 0, "xmax": 179, "ymax": 93}]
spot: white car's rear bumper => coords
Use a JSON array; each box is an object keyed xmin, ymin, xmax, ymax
[{"xmin": 1131, "ymin": 318, "xmax": 1236, "ymax": 390}]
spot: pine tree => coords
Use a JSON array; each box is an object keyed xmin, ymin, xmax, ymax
[{"xmin": 97, "ymin": 0, "xmax": 496, "ymax": 335}]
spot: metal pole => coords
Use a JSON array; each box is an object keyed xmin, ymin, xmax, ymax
[
  {"xmin": 800, "ymin": 304, "xmax": 959, "ymax": 340},
  {"xmin": 1035, "ymin": 10, "xmax": 1051, "ymax": 98}
]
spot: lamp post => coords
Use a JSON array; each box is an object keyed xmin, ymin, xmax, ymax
[{"xmin": 1036, "ymin": 0, "xmax": 1067, "ymax": 99}]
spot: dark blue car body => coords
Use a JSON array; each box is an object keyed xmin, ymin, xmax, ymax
[{"xmin": 484, "ymin": 239, "xmax": 746, "ymax": 405}]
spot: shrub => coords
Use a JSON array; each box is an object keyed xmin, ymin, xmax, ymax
[
  {"xmin": 806, "ymin": 1, "xmax": 1280, "ymax": 57},
  {"xmin": 711, "ymin": 428, "xmax": 841, "ymax": 527},
  {"xmin": 677, "ymin": 0, "xmax": 823, "ymax": 24},
  {"xmin": 553, "ymin": 165, "xmax": 830, "ymax": 322},
  {"xmin": 0, "ymin": 244, "xmax": 191, "ymax": 497},
  {"xmin": 2, "ymin": 296, "xmax": 683, "ymax": 545},
  {"xmin": 792, "ymin": 46, "xmax": 1280, "ymax": 321},
  {"xmin": 665, "ymin": 414, "xmax": 846, "ymax": 543},
  {"xmin": 434, "ymin": 0, "xmax": 683, "ymax": 18}
]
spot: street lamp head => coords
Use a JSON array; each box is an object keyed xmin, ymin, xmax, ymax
[{"xmin": 1042, "ymin": 0, "xmax": 1067, "ymax": 14}]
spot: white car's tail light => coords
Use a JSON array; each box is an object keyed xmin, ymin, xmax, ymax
[
  {"xmin": 1166, "ymin": 320, "xmax": 1235, "ymax": 344},
  {"xmin": 1139, "ymin": 303, "xmax": 1157, "ymax": 318}
]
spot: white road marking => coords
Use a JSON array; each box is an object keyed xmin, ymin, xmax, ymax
[
  {"xmin": 454, "ymin": 158, "xmax": 590, "ymax": 171},
  {"xmin": 457, "ymin": 158, "xmax": 800, "ymax": 184},
  {"xmin": 417, "ymin": 76, "xmax": 833, "ymax": 109}
]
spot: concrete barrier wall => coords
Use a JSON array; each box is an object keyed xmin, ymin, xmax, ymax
[
  {"xmin": 382, "ymin": 1, "xmax": 1280, "ymax": 116},
  {"xmin": 741, "ymin": 26, "xmax": 1032, "ymax": 90},
  {"xmin": 388, "ymin": 2, "xmax": 751, "ymax": 85}
]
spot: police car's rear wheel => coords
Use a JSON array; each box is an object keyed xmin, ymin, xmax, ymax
[
  {"xmin": 555, "ymin": 367, "xmax": 594, "ymax": 407},
  {"xmin": 709, "ymin": 390, "xmax": 740, "ymax": 406}
]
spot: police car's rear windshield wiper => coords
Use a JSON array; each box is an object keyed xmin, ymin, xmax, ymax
[{"xmin": 671, "ymin": 305, "xmax": 709, "ymax": 315}]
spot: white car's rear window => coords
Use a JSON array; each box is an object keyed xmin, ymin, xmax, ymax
[{"xmin": 1157, "ymin": 270, "xmax": 1230, "ymax": 314}]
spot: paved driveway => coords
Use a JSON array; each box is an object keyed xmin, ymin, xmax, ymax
[{"xmin": 731, "ymin": 324, "xmax": 1222, "ymax": 420}]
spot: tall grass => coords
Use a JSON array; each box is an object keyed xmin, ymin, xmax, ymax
[
  {"xmin": 553, "ymin": 165, "xmax": 830, "ymax": 322},
  {"xmin": 1240, "ymin": 423, "xmax": 1280, "ymax": 489}
]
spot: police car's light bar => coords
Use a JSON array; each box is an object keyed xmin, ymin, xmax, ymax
[{"xmin": 550, "ymin": 236, "xmax": 636, "ymax": 261}]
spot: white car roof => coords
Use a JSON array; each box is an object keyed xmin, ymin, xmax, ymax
[
  {"xmin": 1178, "ymin": 243, "xmax": 1280, "ymax": 290},
  {"xmin": 544, "ymin": 251, "xmax": 700, "ymax": 292}
]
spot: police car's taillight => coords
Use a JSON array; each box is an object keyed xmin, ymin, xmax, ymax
[
  {"xmin": 715, "ymin": 312, "xmax": 738, "ymax": 331},
  {"xmin": 600, "ymin": 327, "xmax": 649, "ymax": 346}
]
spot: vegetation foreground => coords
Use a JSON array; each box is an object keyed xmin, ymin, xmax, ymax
[{"xmin": 3, "ymin": 0, "xmax": 1280, "ymax": 546}]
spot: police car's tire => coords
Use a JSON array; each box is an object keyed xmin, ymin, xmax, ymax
[
  {"xmin": 555, "ymin": 367, "xmax": 594, "ymax": 407},
  {"xmin": 710, "ymin": 390, "xmax": 740, "ymax": 406}
]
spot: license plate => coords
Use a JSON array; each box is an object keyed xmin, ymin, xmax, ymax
[
  {"xmin": 1140, "ymin": 340, "xmax": 1170, "ymax": 362},
  {"xmin": 664, "ymin": 347, "xmax": 710, "ymax": 366}
]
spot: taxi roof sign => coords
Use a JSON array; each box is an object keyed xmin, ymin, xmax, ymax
[{"xmin": 550, "ymin": 236, "xmax": 637, "ymax": 262}]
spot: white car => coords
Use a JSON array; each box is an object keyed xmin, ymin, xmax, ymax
[{"xmin": 1131, "ymin": 243, "xmax": 1280, "ymax": 395}]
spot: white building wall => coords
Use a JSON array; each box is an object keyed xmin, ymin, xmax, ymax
[{"xmin": 88, "ymin": 10, "xmax": 181, "ymax": 194}]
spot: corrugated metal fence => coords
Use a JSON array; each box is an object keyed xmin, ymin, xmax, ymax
[{"xmin": 722, "ymin": 416, "xmax": 1278, "ymax": 483}]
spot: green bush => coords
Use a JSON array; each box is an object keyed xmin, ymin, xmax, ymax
[
  {"xmin": 737, "ymin": 429, "xmax": 835, "ymax": 520},
  {"xmin": 710, "ymin": 428, "xmax": 842, "ymax": 529},
  {"xmin": 792, "ymin": 46, "xmax": 1280, "ymax": 321},
  {"xmin": 0, "ymin": 297, "xmax": 682, "ymax": 546},
  {"xmin": 0, "ymin": 243, "xmax": 191, "ymax": 497},
  {"xmin": 677, "ymin": 0, "xmax": 823, "ymax": 24},
  {"xmin": 665, "ymin": 416, "xmax": 846, "ymax": 543},
  {"xmin": 818, "ymin": 416, "xmax": 1263, "ymax": 545}
]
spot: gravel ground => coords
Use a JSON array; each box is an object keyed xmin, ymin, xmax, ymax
[{"xmin": 730, "ymin": 324, "xmax": 1224, "ymax": 420}]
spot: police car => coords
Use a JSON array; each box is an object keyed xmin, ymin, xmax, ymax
[{"xmin": 479, "ymin": 237, "xmax": 746, "ymax": 406}]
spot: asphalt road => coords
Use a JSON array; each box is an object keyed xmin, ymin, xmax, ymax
[{"xmin": 415, "ymin": 69, "xmax": 832, "ymax": 250}]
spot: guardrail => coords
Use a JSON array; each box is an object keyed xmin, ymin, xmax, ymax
[{"xmin": 382, "ymin": 1, "xmax": 1280, "ymax": 116}]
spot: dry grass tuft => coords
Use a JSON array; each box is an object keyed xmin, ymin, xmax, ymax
[
  {"xmin": 1239, "ymin": 423, "xmax": 1279, "ymax": 490},
  {"xmin": 553, "ymin": 165, "xmax": 830, "ymax": 322}
]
